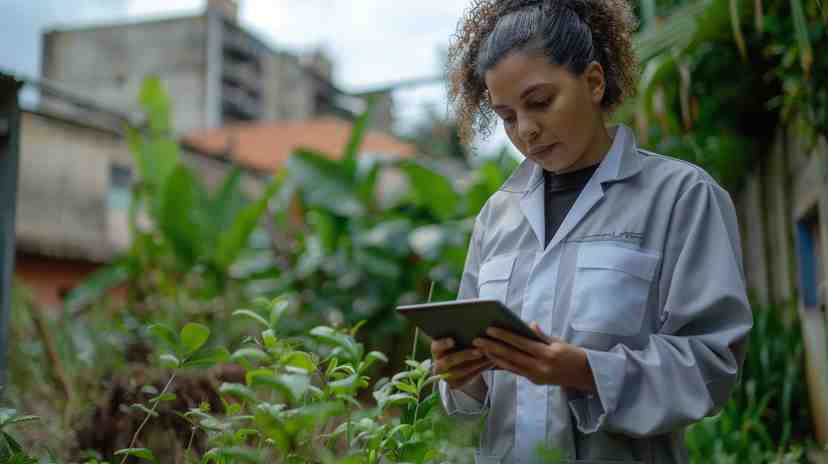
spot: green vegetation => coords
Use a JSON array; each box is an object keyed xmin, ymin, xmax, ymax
[{"xmin": 6, "ymin": 0, "xmax": 828, "ymax": 460}]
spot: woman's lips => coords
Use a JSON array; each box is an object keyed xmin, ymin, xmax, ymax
[{"xmin": 529, "ymin": 143, "xmax": 559, "ymax": 158}]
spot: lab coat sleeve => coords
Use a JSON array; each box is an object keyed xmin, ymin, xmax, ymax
[
  {"xmin": 439, "ymin": 215, "xmax": 491, "ymax": 417},
  {"xmin": 568, "ymin": 180, "xmax": 753, "ymax": 436}
]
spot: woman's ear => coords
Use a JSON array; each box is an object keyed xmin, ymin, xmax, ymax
[{"xmin": 584, "ymin": 61, "xmax": 606, "ymax": 105}]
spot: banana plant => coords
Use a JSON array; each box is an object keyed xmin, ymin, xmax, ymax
[{"xmin": 66, "ymin": 77, "xmax": 281, "ymax": 309}]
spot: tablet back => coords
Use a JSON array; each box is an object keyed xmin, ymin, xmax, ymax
[{"xmin": 396, "ymin": 299, "xmax": 543, "ymax": 349}]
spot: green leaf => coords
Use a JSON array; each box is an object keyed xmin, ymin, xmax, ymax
[
  {"xmin": 329, "ymin": 373, "xmax": 360, "ymax": 395},
  {"xmin": 159, "ymin": 354, "xmax": 181, "ymax": 369},
  {"xmin": 63, "ymin": 258, "xmax": 132, "ymax": 310},
  {"xmin": 728, "ymin": 0, "xmax": 748, "ymax": 61},
  {"xmin": 209, "ymin": 167, "xmax": 246, "ymax": 236},
  {"xmin": 5, "ymin": 416, "xmax": 38, "ymax": 427},
  {"xmin": 115, "ymin": 447, "xmax": 158, "ymax": 464},
  {"xmin": 398, "ymin": 440, "xmax": 429, "ymax": 463},
  {"xmin": 398, "ymin": 160, "xmax": 460, "ymax": 221},
  {"xmin": 148, "ymin": 324, "xmax": 179, "ymax": 354},
  {"xmin": 393, "ymin": 381, "xmax": 418, "ymax": 395},
  {"xmin": 356, "ymin": 163, "xmax": 380, "ymax": 209},
  {"xmin": 151, "ymin": 393, "xmax": 177, "ymax": 403},
  {"xmin": 159, "ymin": 165, "xmax": 209, "ymax": 268},
  {"xmin": 231, "ymin": 347, "xmax": 270, "ymax": 365},
  {"xmin": 233, "ymin": 309, "xmax": 270, "ymax": 328},
  {"xmin": 180, "ymin": 323, "xmax": 210, "ymax": 356},
  {"xmin": 262, "ymin": 329, "xmax": 277, "ymax": 350},
  {"xmin": 138, "ymin": 76, "xmax": 172, "ymax": 134},
  {"xmin": 183, "ymin": 347, "xmax": 230, "ymax": 369},
  {"xmin": 212, "ymin": 175, "xmax": 281, "ymax": 270},
  {"xmin": 0, "ymin": 431, "xmax": 22, "ymax": 454},
  {"xmin": 286, "ymin": 149, "xmax": 364, "ymax": 216},
  {"xmin": 202, "ymin": 447, "xmax": 263, "ymax": 463},
  {"xmin": 269, "ymin": 298, "xmax": 290, "ymax": 328},
  {"xmin": 790, "ymin": 0, "xmax": 813, "ymax": 75},
  {"xmin": 281, "ymin": 351, "xmax": 316, "ymax": 373},
  {"xmin": 219, "ymin": 383, "xmax": 257, "ymax": 402},
  {"xmin": 360, "ymin": 351, "xmax": 388, "ymax": 372},
  {"xmin": 309, "ymin": 326, "xmax": 362, "ymax": 362},
  {"xmin": 342, "ymin": 96, "xmax": 375, "ymax": 181},
  {"xmin": 0, "ymin": 409, "xmax": 17, "ymax": 428},
  {"xmin": 248, "ymin": 371, "xmax": 310, "ymax": 402},
  {"xmin": 409, "ymin": 225, "xmax": 446, "ymax": 261}
]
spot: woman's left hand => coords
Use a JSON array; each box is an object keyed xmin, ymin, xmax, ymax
[{"xmin": 473, "ymin": 322, "xmax": 597, "ymax": 393}]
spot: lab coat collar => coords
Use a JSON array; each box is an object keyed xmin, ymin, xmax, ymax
[
  {"xmin": 500, "ymin": 124, "xmax": 642, "ymax": 195},
  {"xmin": 510, "ymin": 124, "xmax": 641, "ymax": 249}
]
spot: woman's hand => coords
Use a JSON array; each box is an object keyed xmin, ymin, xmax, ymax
[
  {"xmin": 473, "ymin": 322, "xmax": 597, "ymax": 393},
  {"xmin": 431, "ymin": 338, "xmax": 495, "ymax": 390}
]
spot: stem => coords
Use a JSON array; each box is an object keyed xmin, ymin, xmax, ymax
[
  {"xmin": 346, "ymin": 405, "xmax": 352, "ymax": 450},
  {"xmin": 184, "ymin": 426, "xmax": 196, "ymax": 463},
  {"xmin": 120, "ymin": 373, "xmax": 177, "ymax": 464},
  {"xmin": 411, "ymin": 281, "xmax": 436, "ymax": 361}
]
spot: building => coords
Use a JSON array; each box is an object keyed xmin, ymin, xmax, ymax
[
  {"xmin": 734, "ymin": 128, "xmax": 828, "ymax": 446},
  {"xmin": 38, "ymin": 0, "xmax": 394, "ymax": 134},
  {"xmin": 11, "ymin": 1, "xmax": 410, "ymax": 309}
]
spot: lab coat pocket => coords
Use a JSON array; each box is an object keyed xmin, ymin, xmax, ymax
[
  {"xmin": 571, "ymin": 244, "xmax": 659, "ymax": 337},
  {"xmin": 477, "ymin": 253, "xmax": 518, "ymax": 304}
]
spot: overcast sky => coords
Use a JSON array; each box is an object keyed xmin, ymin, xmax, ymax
[{"xmin": 0, "ymin": 0, "xmax": 514, "ymax": 156}]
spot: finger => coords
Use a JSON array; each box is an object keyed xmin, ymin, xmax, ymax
[
  {"xmin": 431, "ymin": 338, "xmax": 455, "ymax": 356},
  {"xmin": 448, "ymin": 358, "xmax": 494, "ymax": 381},
  {"xmin": 447, "ymin": 360, "xmax": 495, "ymax": 387},
  {"xmin": 442, "ymin": 348, "xmax": 485, "ymax": 370},
  {"xmin": 485, "ymin": 326, "xmax": 549, "ymax": 357},
  {"xmin": 485, "ymin": 351, "xmax": 531, "ymax": 379},
  {"xmin": 475, "ymin": 338, "xmax": 537, "ymax": 372},
  {"xmin": 529, "ymin": 322, "xmax": 556, "ymax": 344}
]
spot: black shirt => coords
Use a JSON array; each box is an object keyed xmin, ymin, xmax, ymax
[{"xmin": 543, "ymin": 163, "xmax": 600, "ymax": 248}]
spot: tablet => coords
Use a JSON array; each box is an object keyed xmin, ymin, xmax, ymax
[{"xmin": 396, "ymin": 299, "xmax": 545, "ymax": 350}]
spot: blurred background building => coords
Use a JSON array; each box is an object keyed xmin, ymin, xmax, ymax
[{"xmin": 11, "ymin": 0, "xmax": 410, "ymax": 309}]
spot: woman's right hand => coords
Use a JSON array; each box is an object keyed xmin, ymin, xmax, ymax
[{"xmin": 431, "ymin": 338, "xmax": 494, "ymax": 389}]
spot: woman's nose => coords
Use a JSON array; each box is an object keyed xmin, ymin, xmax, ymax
[{"xmin": 517, "ymin": 117, "xmax": 539, "ymax": 143}]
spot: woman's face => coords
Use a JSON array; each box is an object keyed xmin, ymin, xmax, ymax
[{"xmin": 484, "ymin": 51, "xmax": 608, "ymax": 173}]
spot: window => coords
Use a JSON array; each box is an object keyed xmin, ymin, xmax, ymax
[
  {"xmin": 108, "ymin": 164, "xmax": 132, "ymax": 210},
  {"xmin": 796, "ymin": 210, "xmax": 824, "ymax": 311}
]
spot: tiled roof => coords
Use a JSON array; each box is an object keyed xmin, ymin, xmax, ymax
[{"xmin": 183, "ymin": 116, "xmax": 416, "ymax": 173}]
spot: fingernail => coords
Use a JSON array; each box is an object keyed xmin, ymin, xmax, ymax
[
  {"xmin": 446, "ymin": 339, "xmax": 454, "ymax": 348},
  {"xmin": 472, "ymin": 350, "xmax": 481, "ymax": 357},
  {"xmin": 473, "ymin": 339, "xmax": 482, "ymax": 347},
  {"xmin": 485, "ymin": 327, "xmax": 495, "ymax": 336}
]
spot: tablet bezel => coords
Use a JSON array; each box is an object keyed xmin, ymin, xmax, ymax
[{"xmin": 396, "ymin": 298, "xmax": 545, "ymax": 349}]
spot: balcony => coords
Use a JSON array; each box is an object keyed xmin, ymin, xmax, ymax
[
  {"xmin": 222, "ymin": 85, "xmax": 262, "ymax": 120},
  {"xmin": 222, "ymin": 60, "xmax": 262, "ymax": 95}
]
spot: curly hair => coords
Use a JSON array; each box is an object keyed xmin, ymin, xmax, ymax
[{"xmin": 447, "ymin": 0, "xmax": 639, "ymax": 144}]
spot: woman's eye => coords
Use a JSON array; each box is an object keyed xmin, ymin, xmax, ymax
[{"xmin": 530, "ymin": 98, "xmax": 551, "ymax": 108}]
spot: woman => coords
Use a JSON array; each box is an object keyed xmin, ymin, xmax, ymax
[{"xmin": 430, "ymin": 1, "xmax": 753, "ymax": 463}]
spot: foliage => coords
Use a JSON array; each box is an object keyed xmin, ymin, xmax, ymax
[
  {"xmin": 627, "ymin": 0, "xmax": 828, "ymax": 190},
  {"xmin": 5, "ymin": 77, "xmax": 514, "ymax": 460},
  {"xmin": 686, "ymin": 303, "xmax": 812, "ymax": 462}
]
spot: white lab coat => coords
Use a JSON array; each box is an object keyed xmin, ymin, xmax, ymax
[{"xmin": 439, "ymin": 125, "xmax": 752, "ymax": 463}]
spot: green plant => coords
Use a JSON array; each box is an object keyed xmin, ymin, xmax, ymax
[
  {"xmin": 104, "ymin": 296, "xmax": 478, "ymax": 463},
  {"xmin": 624, "ymin": 0, "xmax": 828, "ymax": 190},
  {"xmin": 685, "ymin": 303, "xmax": 812, "ymax": 462}
]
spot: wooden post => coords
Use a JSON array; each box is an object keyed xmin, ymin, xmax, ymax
[{"xmin": 0, "ymin": 74, "xmax": 22, "ymax": 393}]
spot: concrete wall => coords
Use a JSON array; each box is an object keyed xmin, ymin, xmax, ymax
[
  {"xmin": 16, "ymin": 111, "xmax": 123, "ymax": 262},
  {"xmin": 736, "ymin": 127, "xmax": 828, "ymax": 446},
  {"xmin": 261, "ymin": 51, "xmax": 315, "ymax": 121},
  {"xmin": 41, "ymin": 16, "xmax": 209, "ymax": 134}
]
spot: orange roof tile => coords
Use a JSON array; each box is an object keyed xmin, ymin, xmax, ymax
[{"xmin": 182, "ymin": 116, "xmax": 416, "ymax": 173}]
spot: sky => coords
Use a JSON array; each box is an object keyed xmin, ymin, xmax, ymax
[{"xmin": 0, "ymin": 0, "xmax": 515, "ymax": 156}]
